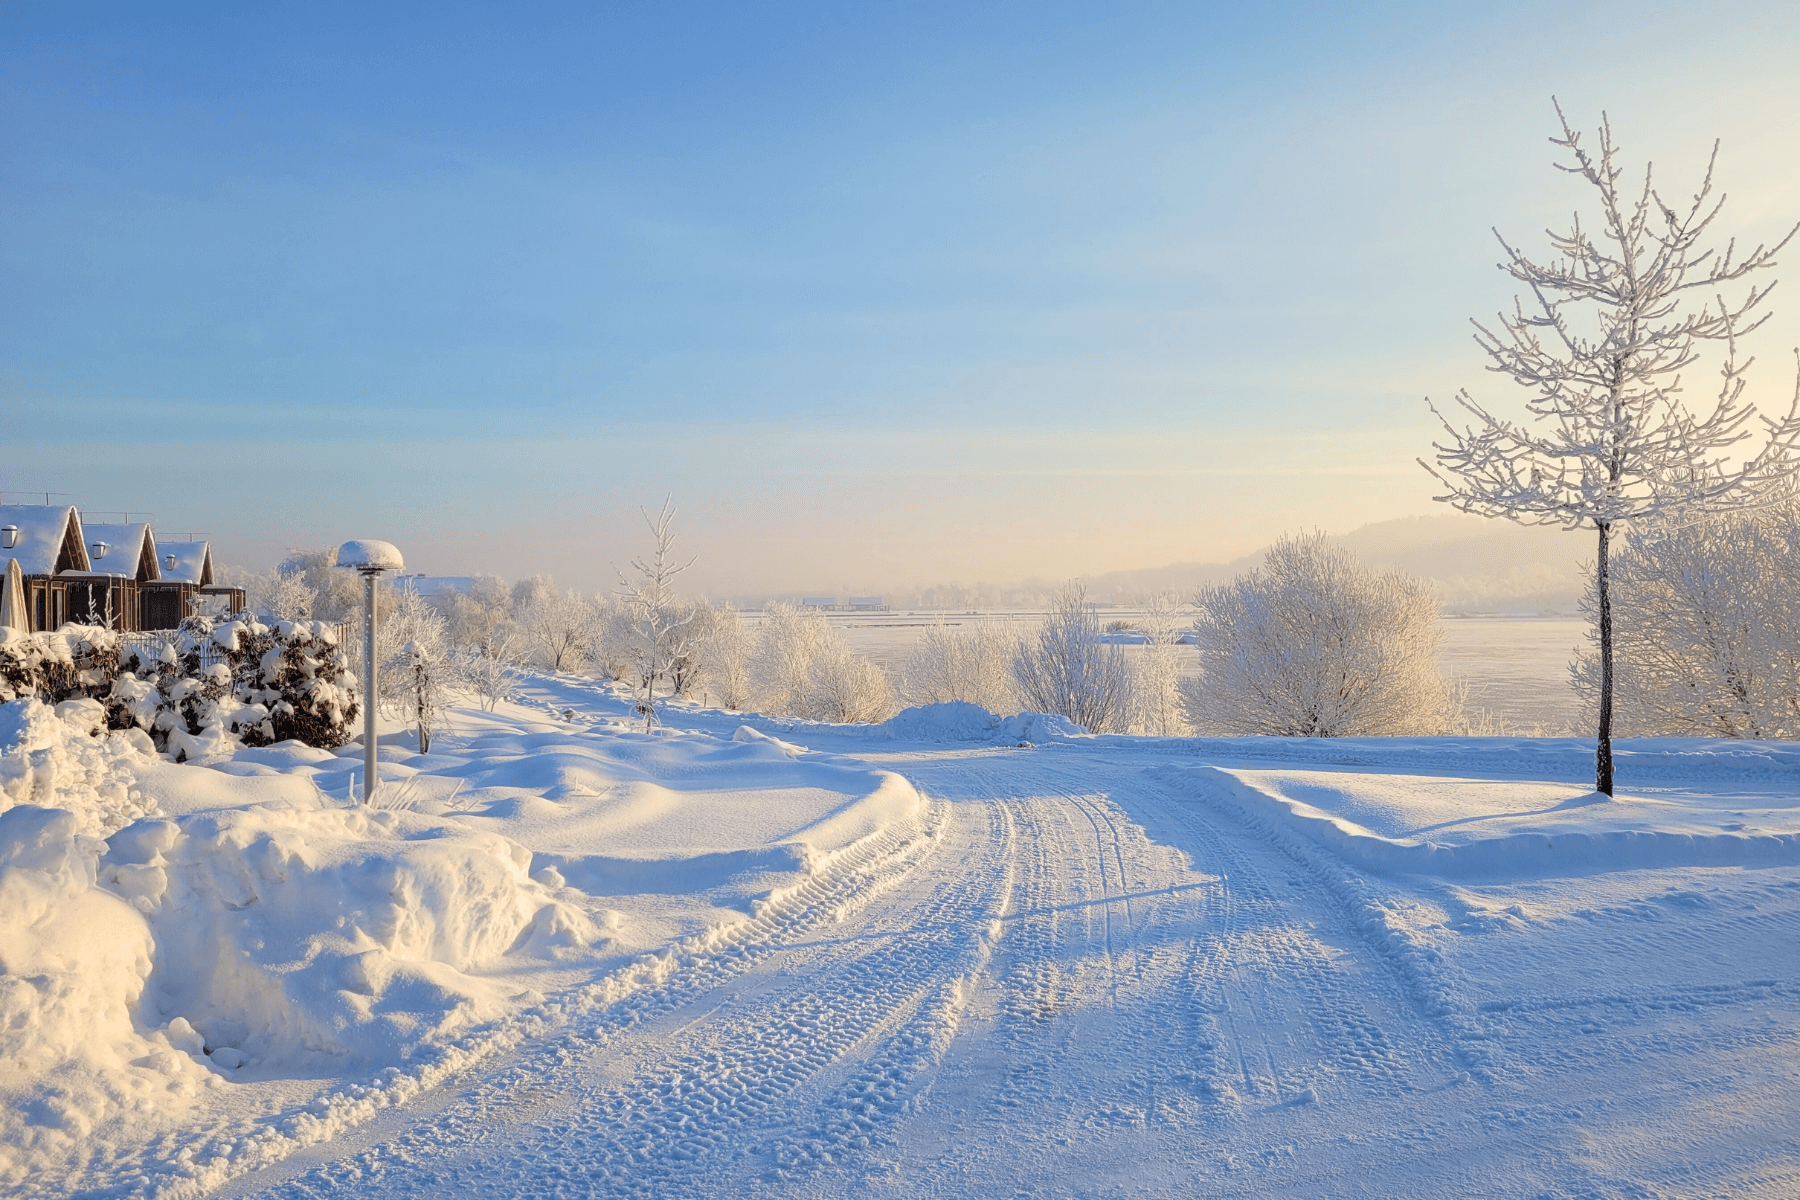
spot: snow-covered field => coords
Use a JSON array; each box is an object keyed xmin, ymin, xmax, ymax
[{"xmin": 6, "ymin": 679, "xmax": 1799, "ymax": 1198}]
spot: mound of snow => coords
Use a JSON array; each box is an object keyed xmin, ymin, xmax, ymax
[
  {"xmin": 0, "ymin": 805, "xmax": 214, "ymax": 1190},
  {"xmin": 0, "ymin": 699, "xmax": 160, "ymax": 836},
  {"xmin": 874, "ymin": 703, "xmax": 1087, "ymax": 744},
  {"xmin": 100, "ymin": 804, "xmax": 600, "ymax": 1072}
]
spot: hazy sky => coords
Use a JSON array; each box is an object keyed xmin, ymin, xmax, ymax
[{"xmin": 4, "ymin": 1, "xmax": 1798, "ymax": 593}]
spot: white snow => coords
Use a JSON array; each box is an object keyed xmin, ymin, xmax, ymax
[{"xmin": 4, "ymin": 681, "xmax": 1799, "ymax": 1198}]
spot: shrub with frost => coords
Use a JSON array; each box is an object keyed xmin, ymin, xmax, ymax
[
  {"xmin": 1184, "ymin": 533, "xmax": 1456, "ymax": 737},
  {"xmin": 1013, "ymin": 582, "xmax": 1133, "ymax": 733},
  {"xmin": 1573, "ymin": 503, "xmax": 1800, "ymax": 737},
  {"xmin": 900, "ymin": 617, "xmax": 1022, "ymax": 714},
  {"xmin": 698, "ymin": 603, "xmax": 754, "ymax": 710},
  {"xmin": 750, "ymin": 602, "xmax": 894, "ymax": 723},
  {"xmin": 0, "ymin": 625, "xmax": 120, "ymax": 706}
]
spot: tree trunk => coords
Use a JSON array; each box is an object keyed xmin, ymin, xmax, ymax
[{"xmin": 1595, "ymin": 520, "xmax": 1614, "ymax": 795}]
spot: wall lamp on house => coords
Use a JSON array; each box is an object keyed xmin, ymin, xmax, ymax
[
  {"xmin": 165, "ymin": 554, "xmax": 177, "ymax": 571},
  {"xmin": 0, "ymin": 526, "xmax": 18, "ymax": 551},
  {"xmin": 91, "ymin": 542, "xmax": 111, "ymax": 560}
]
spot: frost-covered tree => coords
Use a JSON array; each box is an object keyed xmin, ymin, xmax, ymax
[
  {"xmin": 900, "ymin": 617, "xmax": 1022, "ymax": 714},
  {"xmin": 615, "ymin": 498, "xmax": 697, "ymax": 732},
  {"xmin": 1184, "ymin": 534, "xmax": 1454, "ymax": 738},
  {"xmin": 440, "ymin": 574, "xmax": 511, "ymax": 650},
  {"xmin": 1132, "ymin": 592, "xmax": 1190, "ymax": 737},
  {"xmin": 512, "ymin": 576, "xmax": 591, "ymax": 673},
  {"xmin": 1573, "ymin": 501, "xmax": 1800, "ymax": 738},
  {"xmin": 1013, "ymin": 582, "xmax": 1132, "ymax": 733},
  {"xmin": 1425, "ymin": 104, "xmax": 1800, "ymax": 792}
]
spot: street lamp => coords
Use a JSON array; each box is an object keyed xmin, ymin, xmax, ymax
[{"xmin": 334, "ymin": 539, "xmax": 404, "ymax": 804}]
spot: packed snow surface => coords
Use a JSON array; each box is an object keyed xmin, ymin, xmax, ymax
[{"xmin": 6, "ymin": 681, "xmax": 1800, "ymax": 1198}]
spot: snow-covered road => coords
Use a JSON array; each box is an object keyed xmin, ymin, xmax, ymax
[{"xmin": 211, "ymin": 732, "xmax": 1800, "ymax": 1199}]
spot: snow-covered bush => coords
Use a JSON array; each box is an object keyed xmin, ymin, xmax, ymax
[
  {"xmin": 111, "ymin": 615, "xmax": 358, "ymax": 758},
  {"xmin": 0, "ymin": 625, "xmax": 120, "ymax": 705},
  {"xmin": 808, "ymin": 639, "xmax": 894, "ymax": 724},
  {"xmin": 1013, "ymin": 583, "xmax": 1133, "ymax": 733},
  {"xmin": 1573, "ymin": 503, "xmax": 1800, "ymax": 738},
  {"xmin": 1184, "ymin": 533, "xmax": 1456, "ymax": 737}
]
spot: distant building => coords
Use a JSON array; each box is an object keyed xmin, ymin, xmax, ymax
[
  {"xmin": 802, "ymin": 597, "xmax": 837, "ymax": 610},
  {"xmin": 847, "ymin": 596, "xmax": 888, "ymax": 612},
  {"xmin": 396, "ymin": 574, "xmax": 479, "ymax": 598}
]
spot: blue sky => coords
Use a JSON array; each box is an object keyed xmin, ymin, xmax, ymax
[{"xmin": 4, "ymin": 1, "xmax": 1797, "ymax": 591}]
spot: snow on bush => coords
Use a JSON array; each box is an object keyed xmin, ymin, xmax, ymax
[
  {"xmin": 0, "ymin": 699, "xmax": 160, "ymax": 837},
  {"xmin": 1184, "ymin": 533, "xmax": 1459, "ymax": 737},
  {"xmin": 99, "ymin": 804, "xmax": 599, "ymax": 1072},
  {"xmin": 0, "ymin": 805, "xmax": 215, "ymax": 1189},
  {"xmin": 0, "ymin": 625, "xmax": 120, "ymax": 706},
  {"xmin": 111, "ymin": 614, "xmax": 358, "ymax": 759}
]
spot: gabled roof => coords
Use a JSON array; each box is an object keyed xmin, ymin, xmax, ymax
[
  {"xmin": 0, "ymin": 505, "xmax": 89, "ymax": 577},
  {"xmin": 155, "ymin": 540, "xmax": 212, "ymax": 585},
  {"xmin": 80, "ymin": 523, "xmax": 160, "ymax": 581}
]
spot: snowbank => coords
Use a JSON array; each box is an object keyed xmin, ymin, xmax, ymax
[
  {"xmin": 873, "ymin": 702, "xmax": 1086, "ymax": 744},
  {"xmin": 0, "ymin": 698, "xmax": 160, "ymax": 836},
  {"xmin": 1153, "ymin": 762, "xmax": 1800, "ymax": 880},
  {"xmin": 0, "ymin": 805, "xmax": 214, "ymax": 1190},
  {"xmin": 102, "ymin": 803, "xmax": 598, "ymax": 1072}
]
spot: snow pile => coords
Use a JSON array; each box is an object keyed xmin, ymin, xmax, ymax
[
  {"xmin": 0, "ymin": 805, "xmax": 214, "ymax": 1191},
  {"xmin": 874, "ymin": 702, "xmax": 1088, "ymax": 744},
  {"xmin": 101, "ymin": 803, "xmax": 599, "ymax": 1072},
  {"xmin": 0, "ymin": 698, "xmax": 160, "ymax": 837}
]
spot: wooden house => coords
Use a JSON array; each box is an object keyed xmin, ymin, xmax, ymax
[
  {"xmin": 0, "ymin": 505, "xmax": 91, "ymax": 633},
  {"xmin": 140, "ymin": 538, "xmax": 244, "ymax": 629},
  {"xmin": 0, "ymin": 507, "xmax": 244, "ymax": 632},
  {"xmin": 64, "ymin": 521, "xmax": 161, "ymax": 632}
]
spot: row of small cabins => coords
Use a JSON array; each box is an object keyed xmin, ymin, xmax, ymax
[{"xmin": 0, "ymin": 505, "xmax": 245, "ymax": 634}]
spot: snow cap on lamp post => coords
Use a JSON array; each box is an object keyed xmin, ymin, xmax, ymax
[{"xmin": 335, "ymin": 538, "xmax": 403, "ymax": 804}]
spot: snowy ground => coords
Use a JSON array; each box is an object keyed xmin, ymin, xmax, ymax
[{"xmin": 5, "ymin": 678, "xmax": 1799, "ymax": 1198}]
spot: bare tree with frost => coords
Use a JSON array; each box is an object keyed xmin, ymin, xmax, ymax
[
  {"xmin": 456, "ymin": 633, "xmax": 520, "ymax": 713},
  {"xmin": 900, "ymin": 616, "xmax": 1023, "ymax": 714},
  {"xmin": 1184, "ymin": 534, "xmax": 1454, "ymax": 738},
  {"xmin": 698, "ymin": 602, "xmax": 754, "ymax": 710},
  {"xmin": 379, "ymin": 587, "xmax": 451, "ymax": 752},
  {"xmin": 1425, "ymin": 103, "xmax": 1800, "ymax": 793},
  {"xmin": 512, "ymin": 577, "xmax": 591, "ymax": 673},
  {"xmin": 615, "ymin": 497, "xmax": 697, "ymax": 733},
  {"xmin": 1013, "ymin": 582, "xmax": 1132, "ymax": 733}
]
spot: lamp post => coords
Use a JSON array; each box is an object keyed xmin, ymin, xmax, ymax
[{"xmin": 334, "ymin": 539, "xmax": 404, "ymax": 804}]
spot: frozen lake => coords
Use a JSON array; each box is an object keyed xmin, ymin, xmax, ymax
[{"xmin": 819, "ymin": 611, "xmax": 1588, "ymax": 734}]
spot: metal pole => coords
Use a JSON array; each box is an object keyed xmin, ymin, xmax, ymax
[{"xmin": 363, "ymin": 569, "xmax": 378, "ymax": 804}]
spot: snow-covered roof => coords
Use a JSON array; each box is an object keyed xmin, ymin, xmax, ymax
[
  {"xmin": 155, "ymin": 540, "xmax": 212, "ymax": 585},
  {"xmin": 0, "ymin": 505, "xmax": 89, "ymax": 577},
  {"xmin": 80, "ymin": 523, "xmax": 159, "ymax": 581}
]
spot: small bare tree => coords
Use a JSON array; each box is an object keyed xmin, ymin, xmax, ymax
[
  {"xmin": 699, "ymin": 603, "xmax": 754, "ymax": 710},
  {"xmin": 1013, "ymin": 582, "xmax": 1132, "ymax": 733},
  {"xmin": 456, "ymin": 633, "xmax": 520, "ymax": 713},
  {"xmin": 1133, "ymin": 592, "xmax": 1190, "ymax": 737},
  {"xmin": 1425, "ymin": 103, "xmax": 1800, "ymax": 793},
  {"xmin": 615, "ymin": 497, "xmax": 697, "ymax": 732},
  {"xmin": 513, "ymin": 577, "xmax": 591, "ymax": 673},
  {"xmin": 900, "ymin": 616, "xmax": 1023, "ymax": 713}
]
